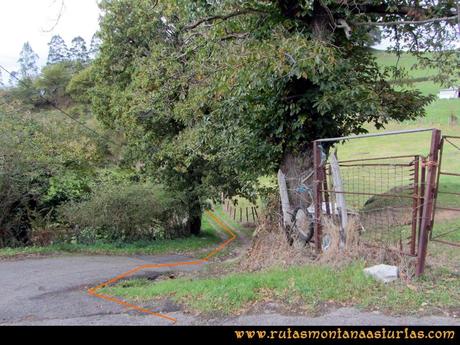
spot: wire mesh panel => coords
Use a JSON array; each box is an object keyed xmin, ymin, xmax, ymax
[
  {"xmin": 431, "ymin": 136, "xmax": 460, "ymax": 247},
  {"xmin": 311, "ymin": 129, "xmax": 441, "ymax": 276},
  {"xmin": 321, "ymin": 155, "xmax": 422, "ymax": 255}
]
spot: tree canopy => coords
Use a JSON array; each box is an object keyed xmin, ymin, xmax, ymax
[
  {"xmin": 89, "ymin": 33, "xmax": 102, "ymax": 60},
  {"xmin": 69, "ymin": 36, "xmax": 90, "ymax": 63},
  {"xmin": 47, "ymin": 35, "xmax": 69, "ymax": 65},
  {"xmin": 92, "ymin": 0, "xmax": 459, "ymax": 233},
  {"xmin": 18, "ymin": 42, "xmax": 39, "ymax": 80}
]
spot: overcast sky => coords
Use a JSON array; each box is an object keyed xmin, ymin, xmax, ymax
[{"xmin": 0, "ymin": 0, "xmax": 100, "ymax": 77}]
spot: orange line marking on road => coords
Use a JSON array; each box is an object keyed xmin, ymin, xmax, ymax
[{"xmin": 87, "ymin": 210, "xmax": 237, "ymax": 324}]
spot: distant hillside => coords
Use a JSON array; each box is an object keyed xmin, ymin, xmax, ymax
[{"xmin": 374, "ymin": 50, "xmax": 459, "ymax": 125}]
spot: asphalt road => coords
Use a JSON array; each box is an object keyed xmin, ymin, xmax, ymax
[
  {"xmin": 0, "ymin": 255, "xmax": 200, "ymax": 325},
  {"xmin": 0, "ymin": 255, "xmax": 458, "ymax": 325}
]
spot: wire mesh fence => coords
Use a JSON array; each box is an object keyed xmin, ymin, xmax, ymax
[
  {"xmin": 321, "ymin": 155, "xmax": 422, "ymax": 255},
  {"xmin": 431, "ymin": 135, "xmax": 460, "ymax": 247},
  {"xmin": 312, "ymin": 129, "xmax": 442, "ymax": 276}
]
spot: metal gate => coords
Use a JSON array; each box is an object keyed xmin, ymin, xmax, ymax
[
  {"xmin": 313, "ymin": 128, "xmax": 442, "ymax": 276},
  {"xmin": 431, "ymin": 135, "xmax": 460, "ymax": 247}
]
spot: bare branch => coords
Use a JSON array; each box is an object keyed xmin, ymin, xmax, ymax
[
  {"xmin": 42, "ymin": 0, "xmax": 65, "ymax": 33},
  {"xmin": 219, "ymin": 32, "xmax": 250, "ymax": 41},
  {"xmin": 182, "ymin": 8, "xmax": 268, "ymax": 31},
  {"xmin": 355, "ymin": 15, "xmax": 458, "ymax": 26},
  {"xmin": 354, "ymin": 3, "xmax": 429, "ymax": 18}
]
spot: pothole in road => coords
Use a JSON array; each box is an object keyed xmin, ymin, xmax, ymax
[
  {"xmin": 147, "ymin": 298, "xmax": 182, "ymax": 313},
  {"xmin": 119, "ymin": 271, "xmax": 178, "ymax": 287},
  {"xmin": 111, "ymin": 272, "xmax": 183, "ymax": 313}
]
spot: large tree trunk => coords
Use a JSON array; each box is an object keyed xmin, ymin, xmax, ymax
[
  {"xmin": 187, "ymin": 198, "xmax": 202, "ymax": 236},
  {"xmin": 311, "ymin": 0, "xmax": 332, "ymax": 40},
  {"xmin": 280, "ymin": 151, "xmax": 315, "ymax": 212},
  {"xmin": 278, "ymin": 150, "xmax": 317, "ymax": 245},
  {"xmin": 278, "ymin": 0, "xmax": 333, "ymax": 41},
  {"xmin": 185, "ymin": 159, "xmax": 205, "ymax": 236},
  {"xmin": 276, "ymin": 1, "xmax": 333, "ymax": 241}
]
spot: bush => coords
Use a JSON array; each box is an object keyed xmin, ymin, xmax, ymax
[
  {"xmin": 91, "ymin": 167, "xmax": 139, "ymax": 188},
  {"xmin": 59, "ymin": 182, "xmax": 187, "ymax": 243},
  {"xmin": 66, "ymin": 65, "xmax": 94, "ymax": 104},
  {"xmin": 0, "ymin": 87, "xmax": 121, "ymax": 247},
  {"xmin": 44, "ymin": 170, "xmax": 92, "ymax": 207},
  {"xmin": 35, "ymin": 62, "xmax": 74, "ymax": 108},
  {"xmin": 67, "ymin": 104, "xmax": 89, "ymax": 118},
  {"xmin": 0, "ymin": 157, "xmax": 49, "ymax": 246},
  {"xmin": 0, "ymin": 163, "xmax": 28, "ymax": 246}
]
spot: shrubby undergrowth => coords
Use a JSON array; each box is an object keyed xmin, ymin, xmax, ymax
[
  {"xmin": 59, "ymin": 182, "xmax": 187, "ymax": 243},
  {"xmin": 0, "ymin": 86, "xmax": 189, "ymax": 247}
]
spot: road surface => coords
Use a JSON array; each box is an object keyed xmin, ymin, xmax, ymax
[{"xmin": 0, "ymin": 255, "xmax": 458, "ymax": 325}]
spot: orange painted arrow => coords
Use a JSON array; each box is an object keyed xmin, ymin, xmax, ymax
[{"xmin": 87, "ymin": 210, "xmax": 237, "ymax": 324}]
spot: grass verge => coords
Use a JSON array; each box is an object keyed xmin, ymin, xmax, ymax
[
  {"xmin": 100, "ymin": 260, "xmax": 459, "ymax": 317},
  {"xmin": 212, "ymin": 205, "xmax": 255, "ymax": 238}
]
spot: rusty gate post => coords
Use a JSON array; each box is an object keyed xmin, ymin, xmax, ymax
[
  {"xmin": 410, "ymin": 155, "xmax": 420, "ymax": 256},
  {"xmin": 430, "ymin": 136, "xmax": 445, "ymax": 240},
  {"xmin": 418, "ymin": 156, "xmax": 427, "ymax": 246},
  {"xmin": 313, "ymin": 141, "xmax": 323, "ymax": 253},
  {"xmin": 416, "ymin": 129, "xmax": 442, "ymax": 276},
  {"xmin": 323, "ymin": 165, "xmax": 331, "ymax": 216}
]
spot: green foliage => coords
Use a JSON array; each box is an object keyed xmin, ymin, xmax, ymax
[
  {"xmin": 90, "ymin": 167, "xmax": 138, "ymax": 187},
  {"xmin": 34, "ymin": 62, "xmax": 75, "ymax": 107},
  {"xmin": 7, "ymin": 35, "xmax": 99, "ymax": 111},
  {"xmin": 8, "ymin": 45, "xmax": 90, "ymax": 111},
  {"xmin": 69, "ymin": 36, "xmax": 90, "ymax": 64},
  {"xmin": 18, "ymin": 42, "xmax": 39, "ymax": 79},
  {"xmin": 91, "ymin": 0, "xmax": 458, "ymax": 232},
  {"xmin": 0, "ymin": 214, "xmax": 222, "ymax": 258},
  {"xmin": 0, "ymin": 151, "xmax": 55, "ymax": 246},
  {"xmin": 0, "ymin": 104, "xmax": 105, "ymax": 168},
  {"xmin": 44, "ymin": 170, "xmax": 92, "ymax": 206},
  {"xmin": 59, "ymin": 182, "xmax": 188, "ymax": 243},
  {"xmin": 66, "ymin": 104, "xmax": 89, "ymax": 118},
  {"xmin": 66, "ymin": 65, "xmax": 95, "ymax": 104},
  {"xmin": 8, "ymin": 78, "xmax": 44, "ymax": 109},
  {"xmin": 47, "ymin": 34, "xmax": 69, "ymax": 65},
  {"xmin": 0, "ymin": 97, "xmax": 109, "ymax": 246}
]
